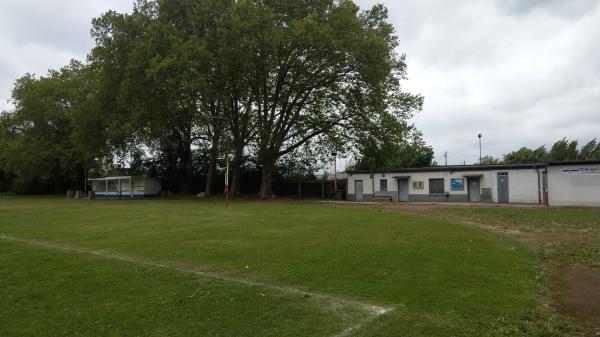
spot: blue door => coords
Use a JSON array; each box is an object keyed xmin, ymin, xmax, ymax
[
  {"xmin": 398, "ymin": 179, "xmax": 409, "ymax": 202},
  {"xmin": 497, "ymin": 173, "xmax": 509, "ymax": 203}
]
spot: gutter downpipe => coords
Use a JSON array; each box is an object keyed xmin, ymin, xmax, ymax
[
  {"xmin": 371, "ymin": 171, "xmax": 375, "ymax": 200},
  {"xmin": 544, "ymin": 167, "xmax": 549, "ymax": 206},
  {"xmin": 536, "ymin": 167, "xmax": 542, "ymax": 204}
]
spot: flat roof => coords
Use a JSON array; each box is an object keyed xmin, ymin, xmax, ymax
[
  {"xmin": 348, "ymin": 160, "xmax": 600, "ymax": 174},
  {"xmin": 546, "ymin": 160, "xmax": 600, "ymax": 166},
  {"xmin": 88, "ymin": 176, "xmax": 145, "ymax": 181}
]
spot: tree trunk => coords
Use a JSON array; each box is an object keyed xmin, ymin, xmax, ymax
[
  {"xmin": 258, "ymin": 155, "xmax": 275, "ymax": 199},
  {"xmin": 231, "ymin": 159, "xmax": 242, "ymax": 196},
  {"xmin": 179, "ymin": 137, "xmax": 193, "ymax": 194},
  {"xmin": 230, "ymin": 144, "xmax": 243, "ymax": 195},
  {"xmin": 205, "ymin": 145, "xmax": 218, "ymax": 196},
  {"xmin": 83, "ymin": 167, "xmax": 88, "ymax": 194}
]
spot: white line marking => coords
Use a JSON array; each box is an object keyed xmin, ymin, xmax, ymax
[
  {"xmin": 332, "ymin": 307, "xmax": 394, "ymax": 337},
  {"xmin": 1, "ymin": 235, "xmax": 393, "ymax": 336}
]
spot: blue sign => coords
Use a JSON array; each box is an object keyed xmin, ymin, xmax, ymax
[{"xmin": 451, "ymin": 178, "xmax": 464, "ymax": 190}]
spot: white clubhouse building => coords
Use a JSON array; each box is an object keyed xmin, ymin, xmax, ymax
[{"xmin": 346, "ymin": 160, "xmax": 600, "ymax": 207}]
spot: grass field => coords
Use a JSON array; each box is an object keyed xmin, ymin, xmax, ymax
[
  {"xmin": 1, "ymin": 197, "xmax": 597, "ymax": 336},
  {"xmin": 435, "ymin": 207, "xmax": 600, "ymax": 266}
]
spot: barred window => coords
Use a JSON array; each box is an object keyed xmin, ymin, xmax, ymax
[
  {"xmin": 429, "ymin": 178, "xmax": 445, "ymax": 194},
  {"xmin": 380, "ymin": 179, "xmax": 387, "ymax": 192}
]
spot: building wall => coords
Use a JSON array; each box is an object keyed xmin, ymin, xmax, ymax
[
  {"xmin": 91, "ymin": 177, "xmax": 161, "ymax": 198},
  {"xmin": 547, "ymin": 164, "xmax": 600, "ymax": 207},
  {"xmin": 131, "ymin": 177, "xmax": 146, "ymax": 196},
  {"xmin": 347, "ymin": 175, "xmax": 373, "ymax": 195},
  {"xmin": 347, "ymin": 168, "xmax": 541, "ymax": 204},
  {"xmin": 490, "ymin": 169, "xmax": 540, "ymax": 204}
]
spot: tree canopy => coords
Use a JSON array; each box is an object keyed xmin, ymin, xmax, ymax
[
  {"xmin": 481, "ymin": 138, "xmax": 600, "ymax": 165},
  {"xmin": 0, "ymin": 61, "xmax": 106, "ymax": 193},
  {"xmin": 0, "ymin": 0, "xmax": 426, "ymax": 196}
]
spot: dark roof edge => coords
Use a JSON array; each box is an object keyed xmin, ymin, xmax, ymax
[
  {"xmin": 348, "ymin": 160, "xmax": 600, "ymax": 174},
  {"xmin": 546, "ymin": 160, "xmax": 600, "ymax": 166}
]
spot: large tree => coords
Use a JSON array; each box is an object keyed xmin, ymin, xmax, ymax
[
  {"xmin": 232, "ymin": 1, "xmax": 422, "ymax": 197},
  {"xmin": 2, "ymin": 0, "xmax": 426, "ymax": 196},
  {"xmin": 88, "ymin": 0, "xmax": 423, "ymax": 197},
  {"xmin": 90, "ymin": 0, "xmax": 245, "ymax": 194},
  {"xmin": 352, "ymin": 117, "xmax": 432, "ymax": 170},
  {"xmin": 0, "ymin": 61, "xmax": 101, "ymax": 193}
]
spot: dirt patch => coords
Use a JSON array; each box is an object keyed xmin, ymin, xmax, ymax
[{"xmin": 551, "ymin": 265, "xmax": 600, "ymax": 330}]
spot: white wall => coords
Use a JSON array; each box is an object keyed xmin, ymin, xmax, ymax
[
  {"xmin": 491, "ymin": 169, "xmax": 540, "ymax": 203},
  {"xmin": 406, "ymin": 171, "xmax": 469, "ymax": 195},
  {"xmin": 348, "ymin": 173, "xmax": 392, "ymax": 195},
  {"xmin": 374, "ymin": 173, "xmax": 394, "ymax": 193},
  {"xmin": 547, "ymin": 164, "xmax": 600, "ymax": 207},
  {"xmin": 347, "ymin": 175, "xmax": 374, "ymax": 195},
  {"xmin": 347, "ymin": 168, "xmax": 541, "ymax": 203}
]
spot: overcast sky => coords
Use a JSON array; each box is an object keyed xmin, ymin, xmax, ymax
[{"xmin": 1, "ymin": 0, "xmax": 599, "ymax": 165}]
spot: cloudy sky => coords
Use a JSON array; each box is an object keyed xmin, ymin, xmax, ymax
[{"xmin": 1, "ymin": 0, "xmax": 599, "ymax": 165}]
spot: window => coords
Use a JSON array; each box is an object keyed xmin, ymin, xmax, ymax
[
  {"xmin": 380, "ymin": 179, "xmax": 387, "ymax": 192},
  {"xmin": 412, "ymin": 181, "xmax": 424, "ymax": 189},
  {"xmin": 429, "ymin": 178, "xmax": 445, "ymax": 194},
  {"xmin": 450, "ymin": 178, "xmax": 464, "ymax": 190}
]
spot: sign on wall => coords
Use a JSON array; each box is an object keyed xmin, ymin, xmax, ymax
[
  {"xmin": 412, "ymin": 181, "xmax": 424, "ymax": 189},
  {"xmin": 451, "ymin": 178, "xmax": 464, "ymax": 190},
  {"xmin": 561, "ymin": 167, "xmax": 600, "ymax": 175}
]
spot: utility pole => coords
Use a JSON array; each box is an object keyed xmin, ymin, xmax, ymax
[
  {"xmin": 444, "ymin": 151, "xmax": 448, "ymax": 166},
  {"xmin": 478, "ymin": 133, "xmax": 482, "ymax": 164}
]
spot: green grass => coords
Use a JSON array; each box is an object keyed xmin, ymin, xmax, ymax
[
  {"xmin": 0, "ymin": 197, "xmax": 578, "ymax": 336},
  {"xmin": 434, "ymin": 207, "xmax": 600, "ymax": 233},
  {"xmin": 0, "ymin": 239, "xmax": 361, "ymax": 337},
  {"xmin": 435, "ymin": 207, "xmax": 600, "ymax": 266}
]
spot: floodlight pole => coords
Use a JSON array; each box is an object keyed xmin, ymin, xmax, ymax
[{"xmin": 478, "ymin": 133, "xmax": 482, "ymax": 164}]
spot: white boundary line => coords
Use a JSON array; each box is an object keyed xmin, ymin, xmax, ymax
[
  {"xmin": 331, "ymin": 307, "xmax": 393, "ymax": 337},
  {"xmin": 1, "ymin": 235, "xmax": 393, "ymax": 337}
]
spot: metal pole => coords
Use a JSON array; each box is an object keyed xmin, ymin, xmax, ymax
[
  {"xmin": 478, "ymin": 133, "xmax": 482, "ymax": 164},
  {"xmin": 332, "ymin": 152, "xmax": 337, "ymax": 192}
]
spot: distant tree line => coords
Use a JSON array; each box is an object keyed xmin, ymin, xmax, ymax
[
  {"xmin": 0, "ymin": 0, "xmax": 429, "ymax": 196},
  {"xmin": 480, "ymin": 138, "xmax": 600, "ymax": 165}
]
